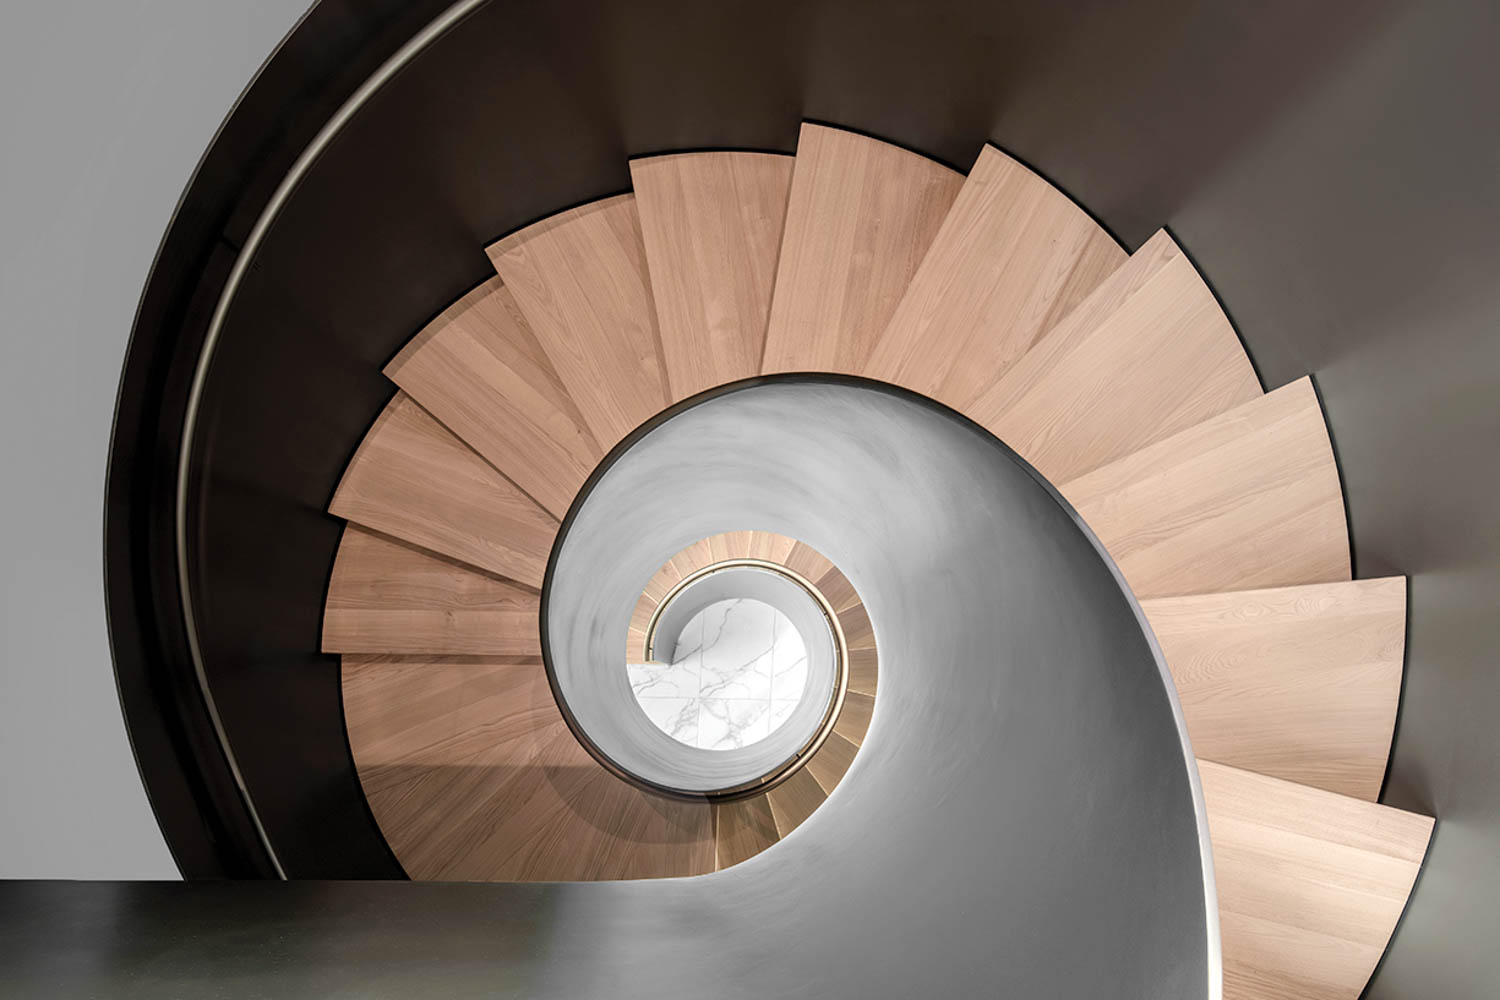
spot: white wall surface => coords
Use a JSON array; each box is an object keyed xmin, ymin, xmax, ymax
[{"xmin": 0, "ymin": 0, "xmax": 312, "ymax": 878}]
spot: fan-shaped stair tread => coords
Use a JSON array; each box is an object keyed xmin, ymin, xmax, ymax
[
  {"xmin": 463, "ymin": 744, "xmax": 715, "ymax": 882},
  {"xmin": 669, "ymin": 537, "xmax": 715, "ymax": 579},
  {"xmin": 765, "ymin": 767, "xmax": 827, "ymax": 838},
  {"xmin": 1200, "ymin": 759, "xmax": 1433, "ymax": 1000},
  {"xmin": 384, "ymin": 277, "xmax": 602, "ymax": 519},
  {"xmin": 813, "ymin": 567, "xmax": 861, "ymax": 613},
  {"xmin": 782, "ymin": 540, "xmax": 834, "ymax": 583},
  {"xmin": 746, "ymin": 530, "xmax": 797, "ymax": 564},
  {"xmin": 487, "ymin": 194, "xmax": 670, "ymax": 451},
  {"xmin": 864, "ymin": 144, "xmax": 1126, "ymax": 411},
  {"xmin": 838, "ymin": 602, "xmax": 875, "ymax": 651},
  {"xmin": 1145, "ymin": 578, "xmax": 1405, "ymax": 800},
  {"xmin": 342, "ymin": 653, "xmax": 568, "ymax": 877},
  {"xmin": 632, "ymin": 151, "xmax": 794, "ymax": 401},
  {"xmin": 323, "ymin": 527, "xmax": 541, "ymax": 656},
  {"xmin": 805, "ymin": 731, "xmax": 859, "ymax": 794},
  {"xmin": 969, "ymin": 230, "xmax": 1262, "ymax": 484},
  {"xmin": 345, "ymin": 654, "xmax": 713, "ymax": 881},
  {"xmin": 847, "ymin": 648, "xmax": 878, "ymax": 696},
  {"xmin": 708, "ymin": 529, "xmax": 757, "ymax": 563},
  {"xmin": 343, "ymin": 654, "xmax": 556, "ymax": 797},
  {"xmin": 1059, "ymin": 378, "xmax": 1349, "ymax": 600},
  {"xmin": 761, "ymin": 123, "xmax": 963, "ymax": 376},
  {"xmin": 328, "ymin": 392, "xmax": 557, "ymax": 588},
  {"xmin": 714, "ymin": 795, "xmax": 780, "ymax": 870},
  {"xmin": 835, "ymin": 691, "xmax": 874, "ymax": 745}
]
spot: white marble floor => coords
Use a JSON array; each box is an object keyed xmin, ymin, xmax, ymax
[{"xmin": 629, "ymin": 598, "xmax": 808, "ymax": 750}]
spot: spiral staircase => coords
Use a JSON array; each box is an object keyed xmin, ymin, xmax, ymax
[{"xmin": 319, "ymin": 123, "xmax": 1432, "ymax": 999}]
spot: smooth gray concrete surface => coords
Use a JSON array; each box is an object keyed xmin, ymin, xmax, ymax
[
  {"xmin": 0, "ymin": 1, "xmax": 311, "ymax": 878},
  {"xmin": 0, "ymin": 380, "xmax": 1215, "ymax": 998},
  {"xmin": 546, "ymin": 380, "xmax": 1214, "ymax": 999}
]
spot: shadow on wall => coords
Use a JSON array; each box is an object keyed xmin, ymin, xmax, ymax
[{"xmin": 1165, "ymin": 4, "xmax": 1500, "ymax": 997}]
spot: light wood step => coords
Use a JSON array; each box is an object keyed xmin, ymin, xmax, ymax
[
  {"xmin": 344, "ymin": 654, "xmax": 714, "ymax": 881},
  {"xmin": 968, "ymin": 230, "xmax": 1261, "ymax": 483},
  {"xmin": 632, "ymin": 151, "xmax": 794, "ymax": 401},
  {"xmin": 761, "ymin": 123, "xmax": 964, "ymax": 376},
  {"xmin": 323, "ymin": 526, "xmax": 541, "ymax": 656},
  {"xmin": 1060, "ymin": 378, "xmax": 1349, "ymax": 600},
  {"xmin": 805, "ymin": 731, "xmax": 859, "ymax": 794},
  {"xmin": 487, "ymin": 194, "xmax": 670, "ymax": 451},
  {"xmin": 1200, "ymin": 759, "xmax": 1433, "ymax": 1000},
  {"xmin": 835, "ymin": 691, "xmax": 875, "ymax": 746},
  {"xmin": 328, "ymin": 393, "xmax": 558, "ymax": 587},
  {"xmin": 764, "ymin": 767, "xmax": 827, "ymax": 839},
  {"xmin": 864, "ymin": 144, "xmax": 1126, "ymax": 411},
  {"xmin": 384, "ymin": 277, "xmax": 603, "ymax": 519},
  {"xmin": 714, "ymin": 795, "xmax": 780, "ymax": 870},
  {"xmin": 1145, "ymin": 578, "xmax": 1405, "ymax": 800}
]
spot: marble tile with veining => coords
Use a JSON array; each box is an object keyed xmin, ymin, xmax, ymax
[
  {"xmin": 769, "ymin": 611, "xmax": 809, "ymax": 701},
  {"xmin": 698, "ymin": 697, "xmax": 772, "ymax": 750},
  {"xmin": 636, "ymin": 696, "xmax": 701, "ymax": 746},
  {"xmin": 697, "ymin": 599, "xmax": 776, "ymax": 701}
]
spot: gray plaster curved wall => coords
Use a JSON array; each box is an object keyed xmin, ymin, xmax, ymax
[{"xmin": 0, "ymin": 1, "xmax": 313, "ymax": 878}]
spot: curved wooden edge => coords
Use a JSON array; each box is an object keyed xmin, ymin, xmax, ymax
[
  {"xmin": 1060, "ymin": 377, "xmax": 1351, "ymax": 600},
  {"xmin": 864, "ymin": 143, "xmax": 1126, "ymax": 412},
  {"xmin": 344, "ymin": 653, "xmax": 714, "ymax": 882},
  {"xmin": 328, "ymin": 391, "xmax": 558, "ymax": 588},
  {"xmin": 485, "ymin": 193, "xmax": 670, "ymax": 452},
  {"xmin": 762, "ymin": 122, "xmax": 965, "ymax": 377},
  {"xmin": 323, "ymin": 525, "xmax": 541, "ymax": 656},
  {"xmin": 383, "ymin": 275, "xmax": 603, "ymax": 520},
  {"xmin": 969, "ymin": 228, "xmax": 1262, "ymax": 484},
  {"xmin": 1145, "ymin": 577, "xmax": 1406, "ymax": 801},
  {"xmin": 1199, "ymin": 759, "xmax": 1434, "ymax": 1000},
  {"xmin": 632, "ymin": 151, "xmax": 795, "ymax": 402},
  {"xmin": 713, "ymin": 795, "xmax": 779, "ymax": 870}
]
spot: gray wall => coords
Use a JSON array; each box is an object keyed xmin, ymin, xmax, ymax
[
  {"xmin": 0, "ymin": 0, "xmax": 311, "ymax": 878},
  {"xmin": 1166, "ymin": 4, "xmax": 1499, "ymax": 994}
]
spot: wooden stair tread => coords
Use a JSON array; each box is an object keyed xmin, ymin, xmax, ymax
[
  {"xmin": 464, "ymin": 747, "xmax": 715, "ymax": 882},
  {"xmin": 714, "ymin": 795, "xmax": 780, "ymax": 870},
  {"xmin": 1060, "ymin": 377, "xmax": 1350, "ymax": 600},
  {"xmin": 834, "ymin": 691, "xmax": 874, "ymax": 745},
  {"xmin": 487, "ymin": 194, "xmax": 670, "ymax": 451},
  {"xmin": 969, "ymin": 230, "xmax": 1262, "ymax": 483},
  {"xmin": 345, "ymin": 654, "xmax": 713, "ymax": 881},
  {"xmin": 765, "ymin": 767, "xmax": 827, "ymax": 838},
  {"xmin": 323, "ymin": 527, "xmax": 541, "ymax": 656},
  {"xmin": 328, "ymin": 393, "xmax": 558, "ymax": 587},
  {"xmin": 805, "ymin": 731, "xmax": 859, "ymax": 794},
  {"xmin": 1145, "ymin": 578, "xmax": 1405, "ymax": 800},
  {"xmin": 1200, "ymin": 760, "xmax": 1433, "ymax": 1000},
  {"xmin": 847, "ymin": 647, "xmax": 878, "ymax": 696},
  {"xmin": 761, "ymin": 123, "xmax": 963, "ymax": 376},
  {"xmin": 632, "ymin": 151, "xmax": 794, "ymax": 401},
  {"xmin": 384, "ymin": 277, "xmax": 602, "ymax": 519},
  {"xmin": 865, "ymin": 144, "xmax": 1126, "ymax": 411}
]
